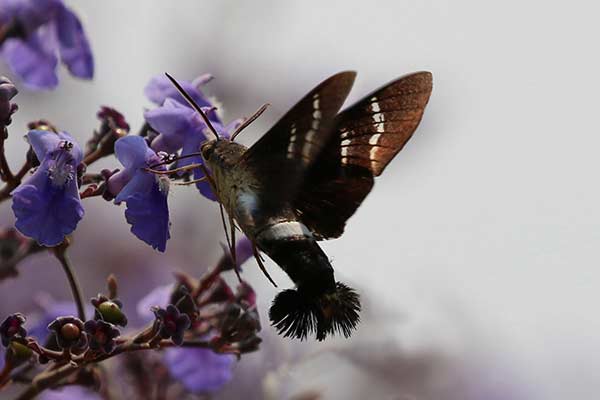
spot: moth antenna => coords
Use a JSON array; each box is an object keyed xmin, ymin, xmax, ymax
[
  {"xmin": 230, "ymin": 103, "xmax": 270, "ymax": 141},
  {"xmin": 164, "ymin": 72, "xmax": 220, "ymax": 141}
]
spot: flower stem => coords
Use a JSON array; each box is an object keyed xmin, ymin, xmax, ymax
[
  {"xmin": 54, "ymin": 247, "xmax": 86, "ymax": 321},
  {"xmin": 13, "ymin": 339, "xmax": 213, "ymax": 400},
  {"xmin": 0, "ymin": 160, "xmax": 31, "ymax": 203}
]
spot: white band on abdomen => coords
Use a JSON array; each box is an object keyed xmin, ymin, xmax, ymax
[{"xmin": 257, "ymin": 221, "xmax": 313, "ymax": 241}]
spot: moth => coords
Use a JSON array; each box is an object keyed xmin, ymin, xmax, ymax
[{"xmin": 164, "ymin": 71, "xmax": 433, "ymax": 340}]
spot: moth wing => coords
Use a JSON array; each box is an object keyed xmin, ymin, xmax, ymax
[
  {"xmin": 295, "ymin": 71, "xmax": 433, "ymax": 239},
  {"xmin": 240, "ymin": 71, "xmax": 356, "ymax": 205}
]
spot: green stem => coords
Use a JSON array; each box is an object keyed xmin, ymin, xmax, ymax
[{"xmin": 54, "ymin": 251, "xmax": 86, "ymax": 321}]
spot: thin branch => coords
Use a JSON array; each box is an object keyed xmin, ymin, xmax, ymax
[
  {"xmin": 13, "ymin": 339, "xmax": 213, "ymax": 400},
  {"xmin": 0, "ymin": 160, "xmax": 31, "ymax": 203},
  {"xmin": 53, "ymin": 247, "xmax": 86, "ymax": 321}
]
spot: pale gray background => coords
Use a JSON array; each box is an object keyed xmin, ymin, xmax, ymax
[{"xmin": 1, "ymin": 1, "xmax": 598, "ymax": 399}]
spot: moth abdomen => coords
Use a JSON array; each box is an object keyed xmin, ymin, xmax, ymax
[{"xmin": 256, "ymin": 221, "xmax": 361, "ymax": 340}]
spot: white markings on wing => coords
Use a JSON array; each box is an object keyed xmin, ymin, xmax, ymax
[
  {"xmin": 286, "ymin": 123, "xmax": 297, "ymax": 159},
  {"xmin": 300, "ymin": 93, "xmax": 321, "ymax": 162},
  {"xmin": 369, "ymin": 97, "xmax": 385, "ymax": 169}
]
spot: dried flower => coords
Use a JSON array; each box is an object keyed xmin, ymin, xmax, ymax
[
  {"xmin": 152, "ymin": 304, "xmax": 190, "ymax": 346},
  {"xmin": 0, "ymin": 76, "xmax": 18, "ymax": 127},
  {"xmin": 0, "ymin": 313, "xmax": 27, "ymax": 346},
  {"xmin": 83, "ymin": 320, "xmax": 120, "ymax": 354},
  {"xmin": 47, "ymin": 316, "xmax": 87, "ymax": 351},
  {"xmin": 84, "ymin": 106, "xmax": 129, "ymax": 158}
]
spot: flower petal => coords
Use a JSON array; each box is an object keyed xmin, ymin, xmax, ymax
[
  {"xmin": 11, "ymin": 165, "xmax": 84, "ymax": 246},
  {"xmin": 27, "ymin": 130, "xmax": 62, "ymax": 160},
  {"xmin": 113, "ymin": 135, "xmax": 153, "ymax": 171},
  {"xmin": 1, "ymin": 31, "xmax": 58, "ymax": 90},
  {"xmin": 55, "ymin": 6, "xmax": 93, "ymax": 79},
  {"xmin": 118, "ymin": 171, "xmax": 170, "ymax": 252},
  {"xmin": 145, "ymin": 100, "xmax": 193, "ymax": 153},
  {"xmin": 164, "ymin": 347, "xmax": 235, "ymax": 393},
  {"xmin": 144, "ymin": 74, "xmax": 212, "ymax": 109}
]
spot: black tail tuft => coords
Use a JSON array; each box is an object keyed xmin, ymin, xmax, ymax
[
  {"xmin": 316, "ymin": 282, "xmax": 361, "ymax": 340},
  {"xmin": 269, "ymin": 282, "xmax": 361, "ymax": 341},
  {"xmin": 269, "ymin": 289, "xmax": 320, "ymax": 340}
]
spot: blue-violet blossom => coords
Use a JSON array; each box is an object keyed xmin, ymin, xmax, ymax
[
  {"xmin": 12, "ymin": 130, "xmax": 84, "ymax": 247},
  {"xmin": 144, "ymin": 73, "xmax": 214, "ymax": 108},
  {"xmin": 145, "ymin": 98, "xmax": 241, "ymax": 201},
  {"xmin": 0, "ymin": 0, "xmax": 93, "ymax": 89},
  {"xmin": 108, "ymin": 135, "xmax": 170, "ymax": 252}
]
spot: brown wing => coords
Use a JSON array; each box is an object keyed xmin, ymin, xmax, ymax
[
  {"xmin": 296, "ymin": 71, "xmax": 433, "ymax": 239},
  {"xmin": 241, "ymin": 71, "xmax": 356, "ymax": 204}
]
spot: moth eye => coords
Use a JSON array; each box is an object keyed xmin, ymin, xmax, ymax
[{"xmin": 201, "ymin": 143, "xmax": 215, "ymax": 159}]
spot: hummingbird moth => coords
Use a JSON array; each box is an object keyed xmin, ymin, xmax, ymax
[{"xmin": 164, "ymin": 71, "xmax": 433, "ymax": 340}]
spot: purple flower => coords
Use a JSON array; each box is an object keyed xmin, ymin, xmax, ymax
[
  {"xmin": 83, "ymin": 319, "xmax": 119, "ymax": 354},
  {"xmin": 164, "ymin": 347, "xmax": 235, "ymax": 394},
  {"xmin": 107, "ymin": 136, "xmax": 170, "ymax": 252},
  {"xmin": 145, "ymin": 99, "xmax": 241, "ymax": 200},
  {"xmin": 0, "ymin": 0, "xmax": 93, "ymax": 89},
  {"xmin": 47, "ymin": 316, "xmax": 87, "ymax": 351},
  {"xmin": 153, "ymin": 304, "xmax": 190, "ymax": 346},
  {"xmin": 12, "ymin": 130, "xmax": 84, "ymax": 246},
  {"xmin": 39, "ymin": 385, "xmax": 101, "ymax": 400},
  {"xmin": 0, "ymin": 313, "xmax": 27, "ymax": 346},
  {"xmin": 144, "ymin": 73, "xmax": 213, "ymax": 107}
]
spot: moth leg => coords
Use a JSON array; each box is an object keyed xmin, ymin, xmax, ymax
[
  {"xmin": 229, "ymin": 215, "xmax": 242, "ymax": 283},
  {"xmin": 252, "ymin": 244, "xmax": 277, "ymax": 287},
  {"xmin": 173, "ymin": 177, "xmax": 207, "ymax": 186}
]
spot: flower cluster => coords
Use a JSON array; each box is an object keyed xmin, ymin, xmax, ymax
[
  {"xmin": 135, "ymin": 243, "xmax": 260, "ymax": 394},
  {"xmin": 0, "ymin": 3, "xmax": 267, "ymax": 398},
  {"xmin": 3, "ymin": 68, "xmax": 248, "ymax": 252}
]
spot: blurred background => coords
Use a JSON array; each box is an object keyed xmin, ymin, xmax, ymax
[{"xmin": 2, "ymin": 0, "xmax": 600, "ymax": 399}]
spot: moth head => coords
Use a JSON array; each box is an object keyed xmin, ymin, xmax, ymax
[{"xmin": 269, "ymin": 282, "xmax": 361, "ymax": 341}]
